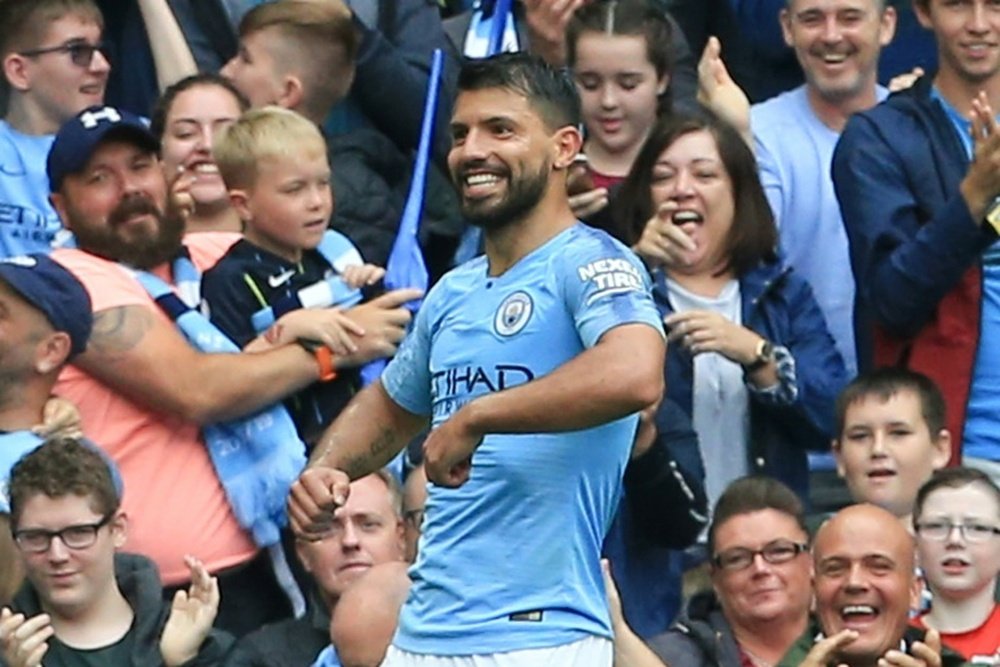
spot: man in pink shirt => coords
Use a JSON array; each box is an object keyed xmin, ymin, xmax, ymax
[{"xmin": 44, "ymin": 104, "xmax": 417, "ymax": 636}]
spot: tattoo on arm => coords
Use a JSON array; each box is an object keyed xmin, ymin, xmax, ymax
[
  {"xmin": 87, "ymin": 306, "xmax": 155, "ymax": 357},
  {"xmin": 339, "ymin": 426, "xmax": 399, "ymax": 479}
]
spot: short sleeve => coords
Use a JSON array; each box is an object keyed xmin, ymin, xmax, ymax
[
  {"xmin": 381, "ymin": 300, "xmax": 433, "ymax": 416},
  {"xmin": 51, "ymin": 249, "xmax": 150, "ymax": 312},
  {"xmin": 559, "ymin": 233, "xmax": 664, "ymax": 348}
]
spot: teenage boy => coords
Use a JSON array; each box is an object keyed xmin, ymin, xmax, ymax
[
  {"xmin": 0, "ymin": 0, "xmax": 109, "ymax": 256},
  {"xmin": 204, "ymin": 106, "xmax": 386, "ymax": 446},
  {"xmin": 0, "ymin": 438, "xmax": 231, "ymax": 666},
  {"xmin": 912, "ymin": 467, "xmax": 1000, "ymax": 662},
  {"xmin": 833, "ymin": 368, "xmax": 952, "ymax": 528}
]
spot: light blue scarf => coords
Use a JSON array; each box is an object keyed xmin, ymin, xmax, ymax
[{"xmin": 131, "ymin": 251, "xmax": 305, "ymax": 547}]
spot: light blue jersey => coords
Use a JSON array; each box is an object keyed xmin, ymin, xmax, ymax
[
  {"xmin": 382, "ymin": 223, "xmax": 663, "ymax": 655},
  {"xmin": 0, "ymin": 121, "xmax": 63, "ymax": 257}
]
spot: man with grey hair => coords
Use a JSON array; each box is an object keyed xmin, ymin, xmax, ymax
[
  {"xmin": 750, "ymin": 0, "xmax": 897, "ymax": 378},
  {"xmin": 226, "ymin": 471, "xmax": 407, "ymax": 667}
]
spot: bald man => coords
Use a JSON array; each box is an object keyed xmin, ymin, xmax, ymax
[
  {"xmin": 329, "ymin": 561, "xmax": 411, "ymax": 667},
  {"xmin": 779, "ymin": 504, "xmax": 967, "ymax": 667}
]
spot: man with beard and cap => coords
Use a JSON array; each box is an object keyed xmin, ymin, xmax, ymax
[
  {"xmin": 43, "ymin": 104, "xmax": 419, "ymax": 637},
  {"xmin": 288, "ymin": 52, "xmax": 666, "ymax": 667},
  {"xmin": 781, "ymin": 504, "xmax": 967, "ymax": 667}
]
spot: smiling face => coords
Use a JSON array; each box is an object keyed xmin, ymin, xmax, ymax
[
  {"xmin": 159, "ymin": 83, "xmax": 244, "ymax": 210},
  {"xmin": 781, "ymin": 0, "xmax": 895, "ymax": 103},
  {"xmin": 295, "ymin": 474, "xmax": 405, "ymax": 604},
  {"xmin": 916, "ymin": 484, "xmax": 1000, "ymax": 601},
  {"xmin": 649, "ymin": 129, "xmax": 735, "ymax": 276},
  {"xmin": 834, "ymin": 390, "xmax": 951, "ymax": 518},
  {"xmin": 916, "ymin": 0, "xmax": 1000, "ymax": 86},
  {"xmin": 814, "ymin": 505, "xmax": 919, "ymax": 665},
  {"xmin": 572, "ymin": 31, "xmax": 667, "ymax": 166},
  {"xmin": 231, "ymin": 146, "xmax": 332, "ymax": 264},
  {"xmin": 711, "ymin": 509, "xmax": 813, "ymax": 630},
  {"xmin": 447, "ymin": 87, "xmax": 563, "ymax": 230},
  {"xmin": 16, "ymin": 493, "xmax": 124, "ymax": 618},
  {"xmin": 50, "ymin": 139, "xmax": 183, "ymax": 270},
  {"xmin": 7, "ymin": 13, "xmax": 110, "ymax": 133}
]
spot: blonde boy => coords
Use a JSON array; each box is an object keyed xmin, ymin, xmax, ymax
[{"xmin": 203, "ymin": 107, "xmax": 383, "ymax": 445}]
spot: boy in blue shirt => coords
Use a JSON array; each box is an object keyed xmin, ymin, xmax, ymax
[{"xmin": 204, "ymin": 106, "xmax": 384, "ymax": 445}]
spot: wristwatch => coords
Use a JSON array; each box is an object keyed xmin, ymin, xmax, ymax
[
  {"xmin": 743, "ymin": 338, "xmax": 774, "ymax": 373},
  {"xmin": 985, "ymin": 195, "xmax": 1000, "ymax": 235}
]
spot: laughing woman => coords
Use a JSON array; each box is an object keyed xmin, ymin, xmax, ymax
[{"xmin": 616, "ymin": 110, "xmax": 847, "ymax": 506}]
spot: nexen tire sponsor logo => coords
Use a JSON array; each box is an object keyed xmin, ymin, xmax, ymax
[{"xmin": 578, "ymin": 258, "xmax": 643, "ymax": 303}]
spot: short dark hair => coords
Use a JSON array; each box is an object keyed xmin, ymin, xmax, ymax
[
  {"xmin": 149, "ymin": 73, "xmax": 250, "ymax": 141},
  {"xmin": 708, "ymin": 476, "xmax": 807, "ymax": 557},
  {"xmin": 457, "ymin": 52, "xmax": 581, "ymax": 131},
  {"xmin": 8, "ymin": 437, "xmax": 119, "ymax": 529},
  {"xmin": 613, "ymin": 109, "xmax": 777, "ymax": 277},
  {"xmin": 566, "ymin": 0, "xmax": 674, "ymax": 113},
  {"xmin": 912, "ymin": 467, "xmax": 1000, "ymax": 526},
  {"xmin": 834, "ymin": 367, "xmax": 946, "ymax": 440}
]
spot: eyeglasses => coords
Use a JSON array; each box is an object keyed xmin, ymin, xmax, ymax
[
  {"xmin": 403, "ymin": 508, "xmax": 425, "ymax": 530},
  {"xmin": 13, "ymin": 514, "xmax": 114, "ymax": 553},
  {"xmin": 914, "ymin": 521, "xmax": 1000, "ymax": 543},
  {"xmin": 19, "ymin": 40, "xmax": 107, "ymax": 68},
  {"xmin": 713, "ymin": 539, "xmax": 809, "ymax": 571}
]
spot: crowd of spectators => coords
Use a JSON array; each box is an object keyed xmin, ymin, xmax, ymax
[{"xmin": 0, "ymin": 0, "xmax": 998, "ymax": 665}]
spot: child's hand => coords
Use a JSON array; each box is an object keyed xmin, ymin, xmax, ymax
[
  {"xmin": 160, "ymin": 556, "xmax": 219, "ymax": 667},
  {"xmin": 268, "ymin": 308, "xmax": 365, "ymax": 357},
  {"xmin": 32, "ymin": 396, "xmax": 83, "ymax": 439},
  {"xmin": 340, "ymin": 264, "xmax": 385, "ymax": 290}
]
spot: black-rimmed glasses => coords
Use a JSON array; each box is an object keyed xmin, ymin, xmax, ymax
[
  {"xmin": 19, "ymin": 40, "xmax": 107, "ymax": 68},
  {"xmin": 915, "ymin": 521, "xmax": 1000, "ymax": 543},
  {"xmin": 13, "ymin": 513, "xmax": 114, "ymax": 553},
  {"xmin": 713, "ymin": 539, "xmax": 809, "ymax": 571}
]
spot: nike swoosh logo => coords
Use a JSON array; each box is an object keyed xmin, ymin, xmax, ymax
[{"xmin": 268, "ymin": 269, "xmax": 296, "ymax": 288}]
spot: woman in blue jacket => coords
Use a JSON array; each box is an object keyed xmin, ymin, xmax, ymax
[{"xmin": 614, "ymin": 110, "xmax": 847, "ymax": 506}]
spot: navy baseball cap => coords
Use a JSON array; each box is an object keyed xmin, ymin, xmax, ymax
[
  {"xmin": 47, "ymin": 105, "xmax": 160, "ymax": 193},
  {"xmin": 0, "ymin": 254, "xmax": 93, "ymax": 358}
]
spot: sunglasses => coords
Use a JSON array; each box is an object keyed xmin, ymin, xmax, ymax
[{"xmin": 20, "ymin": 40, "xmax": 107, "ymax": 68}]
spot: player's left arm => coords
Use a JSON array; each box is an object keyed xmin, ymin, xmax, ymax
[
  {"xmin": 464, "ymin": 323, "xmax": 663, "ymax": 432},
  {"xmin": 424, "ymin": 323, "xmax": 664, "ymax": 486}
]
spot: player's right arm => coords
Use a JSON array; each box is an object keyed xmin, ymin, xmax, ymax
[{"xmin": 288, "ymin": 381, "xmax": 427, "ymax": 539}]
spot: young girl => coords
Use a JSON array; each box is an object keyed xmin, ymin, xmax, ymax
[{"xmin": 566, "ymin": 0, "xmax": 673, "ymax": 219}]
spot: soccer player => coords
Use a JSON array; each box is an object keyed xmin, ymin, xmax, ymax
[{"xmin": 289, "ymin": 51, "xmax": 665, "ymax": 666}]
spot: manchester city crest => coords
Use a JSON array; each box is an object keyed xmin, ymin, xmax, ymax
[{"xmin": 494, "ymin": 291, "xmax": 533, "ymax": 336}]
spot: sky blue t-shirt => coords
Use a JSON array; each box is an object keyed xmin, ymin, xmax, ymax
[
  {"xmin": 933, "ymin": 90, "xmax": 1000, "ymax": 462},
  {"xmin": 752, "ymin": 84, "xmax": 888, "ymax": 378},
  {"xmin": 0, "ymin": 431, "xmax": 45, "ymax": 514},
  {"xmin": 0, "ymin": 121, "xmax": 63, "ymax": 257},
  {"xmin": 382, "ymin": 223, "xmax": 663, "ymax": 655}
]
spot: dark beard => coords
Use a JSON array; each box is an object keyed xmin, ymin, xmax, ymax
[
  {"xmin": 70, "ymin": 193, "xmax": 185, "ymax": 270},
  {"xmin": 455, "ymin": 160, "xmax": 550, "ymax": 230}
]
